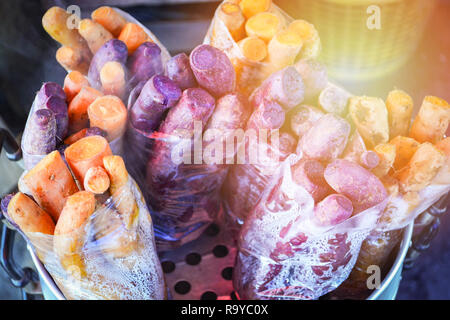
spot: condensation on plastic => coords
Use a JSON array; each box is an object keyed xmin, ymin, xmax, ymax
[
  {"xmin": 233, "ymin": 151, "xmax": 450, "ymax": 300},
  {"xmin": 234, "ymin": 154, "xmax": 385, "ymax": 300},
  {"xmin": 11, "ymin": 177, "xmax": 166, "ymax": 300},
  {"xmin": 203, "ymin": 2, "xmax": 308, "ymax": 96}
]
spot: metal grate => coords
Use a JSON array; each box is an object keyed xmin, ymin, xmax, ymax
[{"xmin": 158, "ymin": 222, "xmax": 239, "ymax": 300}]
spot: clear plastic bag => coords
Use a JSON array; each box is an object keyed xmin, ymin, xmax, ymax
[
  {"xmin": 234, "ymin": 155, "xmax": 385, "ymax": 300},
  {"xmin": 203, "ymin": 2, "xmax": 320, "ymax": 96},
  {"xmin": 11, "ymin": 177, "xmax": 166, "ymax": 300}
]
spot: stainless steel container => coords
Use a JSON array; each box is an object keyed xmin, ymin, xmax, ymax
[{"xmin": 29, "ymin": 222, "xmax": 414, "ymax": 301}]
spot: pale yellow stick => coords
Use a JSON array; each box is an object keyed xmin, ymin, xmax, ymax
[
  {"xmin": 267, "ymin": 29, "xmax": 303, "ymax": 71},
  {"xmin": 386, "ymin": 89, "xmax": 413, "ymax": 139},
  {"xmin": 372, "ymin": 143, "xmax": 396, "ymax": 177},
  {"xmin": 78, "ymin": 18, "xmax": 114, "ymax": 54},
  {"xmin": 389, "ymin": 136, "xmax": 420, "ymax": 170},
  {"xmin": 218, "ymin": 2, "xmax": 246, "ymax": 41},
  {"xmin": 237, "ymin": 36, "xmax": 267, "ymax": 62},
  {"xmin": 239, "ymin": 0, "xmax": 271, "ymax": 19},
  {"xmin": 245, "ymin": 12, "xmax": 280, "ymax": 42},
  {"xmin": 288, "ymin": 20, "xmax": 321, "ymax": 60}
]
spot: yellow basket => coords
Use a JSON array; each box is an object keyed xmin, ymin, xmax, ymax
[{"xmin": 278, "ymin": 0, "xmax": 436, "ymax": 81}]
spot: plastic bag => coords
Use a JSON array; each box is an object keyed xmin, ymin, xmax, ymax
[
  {"xmin": 7, "ymin": 177, "xmax": 165, "ymax": 300},
  {"xmin": 234, "ymin": 155, "xmax": 385, "ymax": 300},
  {"xmin": 203, "ymin": 1, "xmax": 320, "ymax": 96}
]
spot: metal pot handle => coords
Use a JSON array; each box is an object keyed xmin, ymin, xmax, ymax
[
  {"xmin": 404, "ymin": 193, "xmax": 449, "ymax": 269},
  {"xmin": 0, "ymin": 128, "xmax": 22, "ymax": 162}
]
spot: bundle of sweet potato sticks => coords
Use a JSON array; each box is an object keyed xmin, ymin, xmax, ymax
[{"xmin": 0, "ymin": 1, "xmax": 448, "ymax": 300}]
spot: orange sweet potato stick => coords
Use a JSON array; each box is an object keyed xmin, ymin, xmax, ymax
[
  {"xmin": 218, "ymin": 2, "xmax": 246, "ymax": 41},
  {"xmin": 64, "ymin": 135, "xmax": 112, "ymax": 185},
  {"xmin": 87, "ymin": 95, "xmax": 127, "ymax": 141},
  {"xmin": 245, "ymin": 12, "xmax": 280, "ymax": 42},
  {"xmin": 91, "ymin": 6, "xmax": 127, "ymax": 37},
  {"xmin": 237, "ymin": 36, "xmax": 267, "ymax": 62},
  {"xmin": 240, "ymin": 0, "xmax": 271, "ymax": 19},
  {"xmin": 7, "ymin": 192, "xmax": 55, "ymax": 234},
  {"xmin": 63, "ymin": 71, "xmax": 90, "ymax": 102},
  {"xmin": 118, "ymin": 23, "xmax": 151, "ymax": 55},
  {"xmin": 83, "ymin": 166, "xmax": 110, "ymax": 194},
  {"xmin": 78, "ymin": 18, "xmax": 114, "ymax": 54},
  {"xmin": 67, "ymin": 86, "xmax": 103, "ymax": 133},
  {"xmin": 56, "ymin": 46, "xmax": 90, "ymax": 75},
  {"xmin": 22, "ymin": 151, "xmax": 79, "ymax": 221}
]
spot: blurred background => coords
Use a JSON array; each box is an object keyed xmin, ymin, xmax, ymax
[{"xmin": 0, "ymin": 0, "xmax": 449, "ymax": 299}]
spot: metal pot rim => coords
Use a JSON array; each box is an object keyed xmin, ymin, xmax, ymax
[{"xmin": 28, "ymin": 222, "xmax": 414, "ymax": 300}]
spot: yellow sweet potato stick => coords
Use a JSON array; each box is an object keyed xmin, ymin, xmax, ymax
[
  {"xmin": 245, "ymin": 12, "xmax": 280, "ymax": 42},
  {"xmin": 348, "ymin": 96, "xmax": 389, "ymax": 148},
  {"xmin": 218, "ymin": 2, "xmax": 246, "ymax": 41},
  {"xmin": 318, "ymin": 83, "xmax": 351, "ymax": 116},
  {"xmin": 288, "ymin": 20, "xmax": 321, "ymax": 60},
  {"xmin": 385, "ymin": 89, "xmax": 413, "ymax": 139},
  {"xmin": 409, "ymin": 96, "xmax": 450, "ymax": 143},
  {"xmin": 103, "ymin": 155, "xmax": 138, "ymax": 230},
  {"xmin": 42, "ymin": 7, "xmax": 91, "ymax": 61},
  {"xmin": 239, "ymin": 0, "xmax": 271, "ymax": 19},
  {"xmin": 54, "ymin": 191, "xmax": 96, "ymax": 277},
  {"xmin": 396, "ymin": 142, "xmax": 445, "ymax": 192},
  {"xmin": 267, "ymin": 29, "xmax": 303, "ymax": 71},
  {"xmin": 78, "ymin": 19, "xmax": 114, "ymax": 54},
  {"xmin": 91, "ymin": 6, "xmax": 127, "ymax": 37},
  {"xmin": 372, "ymin": 143, "xmax": 396, "ymax": 178},
  {"xmin": 7, "ymin": 193, "xmax": 55, "ymax": 234},
  {"xmin": 389, "ymin": 136, "xmax": 420, "ymax": 170},
  {"xmin": 56, "ymin": 46, "xmax": 90, "ymax": 75},
  {"xmin": 433, "ymin": 137, "xmax": 450, "ymax": 184},
  {"xmin": 100, "ymin": 61, "xmax": 126, "ymax": 99},
  {"xmin": 237, "ymin": 36, "xmax": 267, "ymax": 62},
  {"xmin": 23, "ymin": 151, "xmax": 79, "ymax": 222}
]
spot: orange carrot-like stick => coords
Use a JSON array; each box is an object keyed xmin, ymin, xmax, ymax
[
  {"xmin": 118, "ymin": 23, "xmax": 150, "ymax": 55},
  {"xmin": 23, "ymin": 151, "xmax": 79, "ymax": 221},
  {"xmin": 7, "ymin": 192, "xmax": 55, "ymax": 234},
  {"xmin": 91, "ymin": 6, "xmax": 127, "ymax": 37},
  {"xmin": 78, "ymin": 18, "xmax": 114, "ymax": 54},
  {"xmin": 238, "ymin": 36, "xmax": 267, "ymax": 62},
  {"xmin": 240, "ymin": 0, "xmax": 271, "ymax": 19},
  {"xmin": 84, "ymin": 166, "xmax": 110, "ymax": 194},
  {"xmin": 68, "ymin": 86, "xmax": 103, "ymax": 133},
  {"xmin": 88, "ymin": 95, "xmax": 127, "ymax": 141},
  {"xmin": 56, "ymin": 46, "xmax": 90, "ymax": 75},
  {"xmin": 100, "ymin": 61, "xmax": 126, "ymax": 99},
  {"xmin": 63, "ymin": 71, "xmax": 90, "ymax": 102},
  {"xmin": 64, "ymin": 135, "xmax": 112, "ymax": 185}
]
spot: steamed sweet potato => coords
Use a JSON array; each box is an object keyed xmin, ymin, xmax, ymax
[
  {"xmin": 300, "ymin": 114, "xmax": 350, "ymax": 161},
  {"xmin": 100, "ymin": 61, "xmax": 126, "ymax": 99},
  {"xmin": 385, "ymin": 89, "xmax": 413, "ymax": 139},
  {"xmin": 84, "ymin": 166, "xmax": 110, "ymax": 194},
  {"xmin": 91, "ymin": 6, "xmax": 127, "ymax": 37},
  {"xmin": 63, "ymin": 71, "xmax": 90, "ymax": 102},
  {"xmin": 23, "ymin": 151, "xmax": 79, "ymax": 221},
  {"xmin": 165, "ymin": 53, "xmax": 197, "ymax": 90},
  {"xmin": 22, "ymin": 109, "xmax": 56, "ymax": 170},
  {"xmin": 218, "ymin": 2, "xmax": 245, "ymax": 41},
  {"xmin": 291, "ymin": 159, "xmax": 330, "ymax": 202},
  {"xmin": 103, "ymin": 155, "xmax": 138, "ymax": 229},
  {"xmin": 127, "ymin": 42, "xmax": 164, "ymax": 88},
  {"xmin": 434, "ymin": 137, "xmax": 450, "ymax": 184},
  {"xmin": 118, "ymin": 23, "xmax": 150, "ymax": 55},
  {"xmin": 68, "ymin": 86, "xmax": 103, "ymax": 133},
  {"xmin": 56, "ymin": 46, "xmax": 90, "ymax": 75},
  {"xmin": 372, "ymin": 143, "xmax": 396, "ymax": 177},
  {"xmin": 396, "ymin": 142, "xmax": 445, "ymax": 192},
  {"xmin": 324, "ymin": 159, "xmax": 388, "ymax": 212},
  {"xmin": 64, "ymin": 127, "xmax": 106, "ymax": 145},
  {"xmin": 314, "ymin": 194, "xmax": 353, "ymax": 226},
  {"xmin": 240, "ymin": 0, "xmax": 271, "ymax": 19},
  {"xmin": 250, "ymin": 66, "xmax": 304, "ymax": 111},
  {"xmin": 64, "ymin": 135, "xmax": 112, "ymax": 184},
  {"xmin": 88, "ymin": 39, "xmax": 128, "ymax": 90},
  {"xmin": 245, "ymin": 11, "xmax": 280, "ymax": 42},
  {"xmin": 7, "ymin": 193, "xmax": 55, "ymax": 234},
  {"xmin": 190, "ymin": 44, "xmax": 236, "ymax": 97},
  {"xmin": 78, "ymin": 18, "xmax": 114, "ymax": 54},
  {"xmin": 290, "ymin": 105, "xmax": 324, "ymax": 138},
  {"xmin": 267, "ymin": 29, "xmax": 303, "ymax": 71},
  {"xmin": 389, "ymin": 136, "xmax": 420, "ymax": 170},
  {"xmin": 130, "ymin": 75, "xmax": 181, "ymax": 132},
  {"xmin": 410, "ymin": 96, "xmax": 450, "ymax": 143},
  {"xmin": 54, "ymin": 191, "xmax": 96, "ymax": 277},
  {"xmin": 349, "ymin": 96, "xmax": 389, "ymax": 148}
]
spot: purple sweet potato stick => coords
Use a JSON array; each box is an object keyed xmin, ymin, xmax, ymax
[
  {"xmin": 127, "ymin": 42, "xmax": 163, "ymax": 88},
  {"xmin": 166, "ymin": 53, "xmax": 197, "ymax": 90},
  {"xmin": 130, "ymin": 75, "xmax": 182, "ymax": 132},
  {"xmin": 190, "ymin": 44, "xmax": 235, "ymax": 97}
]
